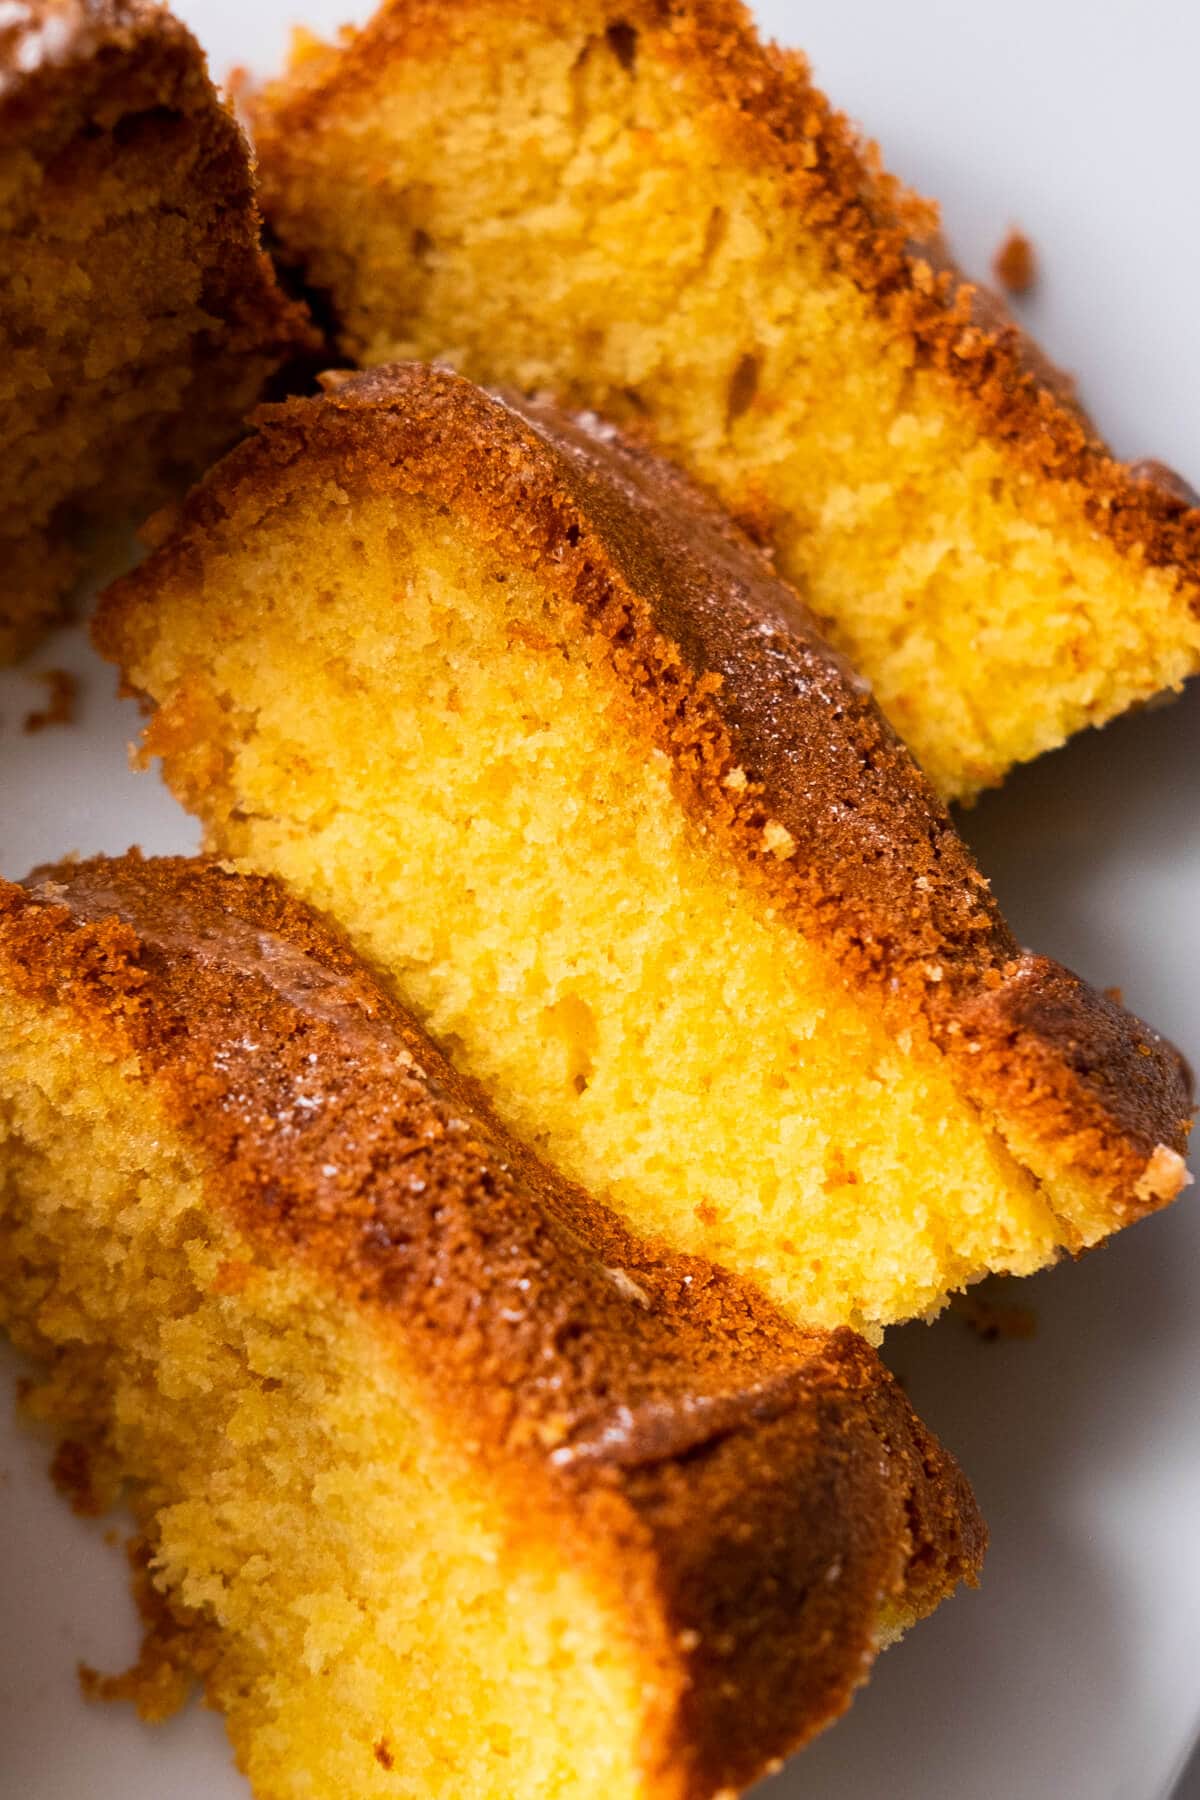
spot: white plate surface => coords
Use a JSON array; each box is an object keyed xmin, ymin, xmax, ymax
[{"xmin": 2, "ymin": 3, "xmax": 1199, "ymax": 1796}]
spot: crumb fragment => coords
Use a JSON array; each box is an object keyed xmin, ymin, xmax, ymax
[
  {"xmin": 374, "ymin": 1738, "xmax": 395, "ymax": 1770},
  {"xmin": 318, "ymin": 366, "xmax": 359, "ymax": 391},
  {"xmin": 762, "ymin": 820, "xmax": 796, "ymax": 858},
  {"xmin": 951, "ymin": 1289, "xmax": 1037, "ymax": 1342},
  {"xmin": 993, "ymin": 228, "xmax": 1037, "ymax": 296},
  {"xmin": 50, "ymin": 1437, "xmax": 106, "ymax": 1516},
  {"xmin": 1134, "ymin": 1143, "xmax": 1192, "ymax": 1204},
  {"xmin": 22, "ymin": 667, "xmax": 78, "ymax": 733},
  {"xmin": 603, "ymin": 1265, "xmax": 651, "ymax": 1306},
  {"xmin": 79, "ymin": 1540, "xmax": 209, "ymax": 1723}
]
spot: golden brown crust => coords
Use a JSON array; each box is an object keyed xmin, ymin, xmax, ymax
[
  {"xmin": 96, "ymin": 363, "xmax": 1193, "ymax": 1228},
  {"xmin": 993, "ymin": 229, "xmax": 1037, "ymax": 297},
  {"xmin": 0, "ymin": 852, "xmax": 984, "ymax": 1797},
  {"xmin": 0, "ymin": 0, "xmax": 316, "ymax": 654},
  {"xmin": 0, "ymin": 0, "xmax": 306, "ymax": 366},
  {"xmin": 255, "ymin": 0, "xmax": 1200, "ymax": 606}
]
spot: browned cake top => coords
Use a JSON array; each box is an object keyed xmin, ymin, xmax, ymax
[
  {"xmin": 97, "ymin": 362, "xmax": 1193, "ymax": 1219},
  {"xmin": 262, "ymin": 0, "xmax": 1200, "ymax": 584},
  {"xmin": 0, "ymin": 0, "xmax": 313, "ymax": 370},
  {"xmin": 0, "ymin": 852, "xmax": 983, "ymax": 1797}
]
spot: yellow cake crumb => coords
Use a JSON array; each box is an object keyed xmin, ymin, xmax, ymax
[{"xmin": 252, "ymin": 0, "xmax": 1200, "ymax": 799}]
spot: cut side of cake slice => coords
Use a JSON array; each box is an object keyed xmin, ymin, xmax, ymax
[
  {"xmin": 251, "ymin": 0, "xmax": 1200, "ymax": 799},
  {"xmin": 0, "ymin": 0, "xmax": 316, "ymax": 661},
  {"xmin": 0, "ymin": 852, "xmax": 984, "ymax": 1800},
  {"xmin": 95, "ymin": 365, "xmax": 1193, "ymax": 1337}
]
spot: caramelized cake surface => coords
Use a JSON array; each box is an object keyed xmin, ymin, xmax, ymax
[
  {"xmin": 96, "ymin": 366, "xmax": 1193, "ymax": 1335},
  {"xmin": 0, "ymin": 0, "xmax": 313, "ymax": 658},
  {"xmin": 0, "ymin": 852, "xmax": 983, "ymax": 1800},
  {"xmin": 253, "ymin": 0, "xmax": 1200, "ymax": 797}
]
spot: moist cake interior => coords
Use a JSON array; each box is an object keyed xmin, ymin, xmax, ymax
[
  {"xmin": 113, "ymin": 481, "xmax": 1091, "ymax": 1335},
  {"xmin": 0, "ymin": 856, "xmax": 984, "ymax": 1798},
  {"xmin": 0, "ymin": 1008, "xmax": 655, "ymax": 1798},
  {"xmin": 254, "ymin": 0, "xmax": 1200, "ymax": 797}
]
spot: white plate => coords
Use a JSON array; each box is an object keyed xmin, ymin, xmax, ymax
[{"xmin": 2, "ymin": 2, "xmax": 1199, "ymax": 1796}]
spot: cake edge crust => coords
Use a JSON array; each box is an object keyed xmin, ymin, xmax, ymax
[
  {"xmin": 250, "ymin": 0, "xmax": 1200, "ymax": 611},
  {"xmin": 0, "ymin": 0, "xmax": 317, "ymax": 651},
  {"xmin": 93, "ymin": 364, "xmax": 1195, "ymax": 1234},
  {"xmin": 0, "ymin": 851, "xmax": 985, "ymax": 1798}
]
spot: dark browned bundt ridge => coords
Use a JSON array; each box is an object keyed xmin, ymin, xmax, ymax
[{"xmin": 0, "ymin": 0, "xmax": 315, "ymax": 657}]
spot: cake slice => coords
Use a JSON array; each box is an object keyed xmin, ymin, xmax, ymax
[
  {"xmin": 95, "ymin": 364, "xmax": 1193, "ymax": 1336},
  {"xmin": 252, "ymin": 0, "xmax": 1200, "ymax": 799},
  {"xmin": 0, "ymin": 0, "xmax": 315, "ymax": 660},
  {"xmin": 0, "ymin": 852, "xmax": 984, "ymax": 1800}
]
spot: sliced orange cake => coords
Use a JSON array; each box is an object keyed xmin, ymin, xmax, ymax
[
  {"xmin": 0, "ymin": 852, "xmax": 984, "ymax": 1800},
  {"xmin": 252, "ymin": 0, "xmax": 1200, "ymax": 798},
  {"xmin": 95, "ymin": 365, "xmax": 1193, "ymax": 1336},
  {"xmin": 0, "ymin": 0, "xmax": 314, "ymax": 660}
]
